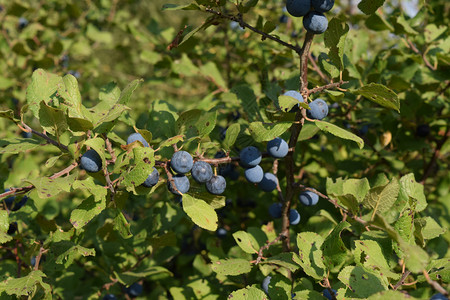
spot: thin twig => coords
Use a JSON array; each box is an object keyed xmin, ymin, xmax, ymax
[
  {"xmin": 422, "ymin": 269, "xmax": 449, "ymax": 296},
  {"xmin": 254, "ymin": 233, "xmax": 285, "ymax": 264},
  {"xmin": 20, "ymin": 123, "xmax": 69, "ymax": 152},
  {"xmin": 421, "ymin": 127, "xmax": 450, "ymax": 184},
  {"xmin": 405, "ymin": 37, "xmax": 437, "ymax": 71},
  {"xmin": 393, "ymin": 270, "xmax": 412, "ymax": 290},
  {"xmin": 308, "ymin": 53, "xmax": 329, "ymax": 83},
  {"xmin": 307, "ymin": 81, "xmax": 348, "ymax": 96}
]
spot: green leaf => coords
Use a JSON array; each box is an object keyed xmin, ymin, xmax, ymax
[
  {"xmin": 39, "ymin": 101, "xmax": 68, "ymax": 137},
  {"xmin": 249, "ymin": 122, "xmax": 292, "ymax": 142},
  {"xmin": 58, "ymin": 74, "xmax": 83, "ymax": 118},
  {"xmin": 118, "ymin": 79, "xmax": 143, "ymax": 105},
  {"xmin": 399, "ymin": 173, "xmax": 427, "ymax": 212},
  {"xmin": 182, "ymin": 194, "xmax": 218, "ymax": 231},
  {"xmin": 70, "ymin": 195, "xmax": 106, "ymax": 229},
  {"xmin": 26, "ymin": 69, "xmax": 63, "ymax": 119},
  {"xmin": 232, "ymin": 231, "xmax": 259, "ymax": 254},
  {"xmin": 338, "ymin": 265, "xmax": 388, "ymax": 298},
  {"xmin": 223, "ymin": 123, "xmax": 240, "ymax": 150},
  {"xmin": 262, "ymin": 253, "xmax": 300, "ymax": 272},
  {"xmin": 355, "ymin": 83, "xmax": 400, "ymax": 112},
  {"xmin": 318, "ymin": 53, "xmax": 340, "ymax": 79},
  {"xmin": 113, "ymin": 209, "xmax": 133, "ymax": 239},
  {"xmin": 364, "ymin": 178, "xmax": 400, "ymax": 220},
  {"xmin": 324, "ymin": 18, "xmax": 349, "ymax": 69},
  {"xmin": 263, "ymin": 20, "xmax": 276, "ymax": 33},
  {"xmin": 0, "ymin": 211, "xmax": 12, "ymax": 244},
  {"xmin": 424, "ymin": 24, "xmax": 447, "ymax": 43},
  {"xmin": 298, "ymin": 123, "xmax": 320, "ymax": 141},
  {"xmin": 122, "ymin": 147, "xmax": 155, "ymax": 189},
  {"xmin": 294, "ymin": 232, "xmax": 326, "ymax": 280},
  {"xmin": 199, "ymin": 62, "xmax": 227, "ymax": 91},
  {"xmin": 0, "ymin": 138, "xmax": 41, "ymax": 154},
  {"xmin": 321, "ymin": 221, "xmax": 351, "ymax": 269},
  {"xmin": 314, "ymin": 120, "xmax": 364, "ymax": 149},
  {"xmin": 358, "ymin": 0, "xmax": 386, "ymax": 15},
  {"xmin": 278, "ymin": 95, "xmax": 310, "ymax": 112},
  {"xmin": 158, "ymin": 135, "xmax": 184, "ymax": 149},
  {"xmin": 228, "ymin": 285, "xmax": 266, "ymax": 299},
  {"xmin": 162, "ymin": 3, "xmax": 201, "ymax": 10},
  {"xmin": 367, "ymin": 290, "xmax": 419, "ymax": 300},
  {"xmin": 66, "ymin": 116, "xmax": 94, "ymax": 132},
  {"xmin": 354, "ymin": 240, "xmax": 400, "ymax": 279},
  {"xmin": 0, "ymin": 270, "xmax": 51, "ymax": 296},
  {"xmin": 26, "ymin": 174, "xmax": 76, "ymax": 199},
  {"xmin": 211, "ymin": 259, "xmax": 252, "ymax": 276},
  {"xmin": 0, "ymin": 109, "xmax": 19, "ymax": 123},
  {"xmin": 84, "ymin": 137, "xmax": 106, "ymax": 167},
  {"xmin": 231, "ymin": 85, "xmax": 261, "ymax": 122},
  {"xmin": 52, "ymin": 241, "xmax": 95, "ymax": 266},
  {"xmin": 414, "ymin": 217, "xmax": 445, "ymax": 245},
  {"xmin": 115, "ymin": 266, "xmax": 172, "ymax": 286}
]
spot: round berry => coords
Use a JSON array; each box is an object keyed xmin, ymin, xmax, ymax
[
  {"xmin": 206, "ymin": 175, "xmax": 226, "ymax": 195},
  {"xmin": 299, "ymin": 191, "xmax": 319, "ymax": 206},
  {"xmin": 216, "ymin": 227, "xmax": 227, "ymax": 238},
  {"xmin": 416, "ymin": 124, "xmax": 430, "ymax": 137},
  {"xmin": 126, "ymin": 282, "xmax": 143, "ymax": 297},
  {"xmin": 286, "ymin": 0, "xmax": 311, "ymax": 17},
  {"xmin": 323, "ymin": 289, "xmax": 337, "ymax": 300},
  {"xmin": 267, "ymin": 137, "xmax": 289, "ymax": 158},
  {"xmin": 127, "ymin": 132, "xmax": 149, "ymax": 147},
  {"xmin": 191, "ymin": 161, "xmax": 213, "ymax": 183},
  {"xmin": 239, "ymin": 146, "xmax": 262, "ymax": 168},
  {"xmin": 269, "ymin": 202, "xmax": 282, "ymax": 218},
  {"xmin": 262, "ymin": 276, "xmax": 271, "ymax": 294},
  {"xmin": 307, "ymin": 98, "xmax": 329, "ymax": 120},
  {"xmin": 311, "ymin": 0, "xmax": 335, "ymax": 12},
  {"xmin": 289, "ymin": 209, "xmax": 301, "ymax": 225},
  {"xmin": 142, "ymin": 167, "xmax": 159, "ymax": 188},
  {"xmin": 430, "ymin": 293, "xmax": 448, "ymax": 300},
  {"xmin": 170, "ymin": 151, "xmax": 194, "ymax": 174},
  {"xmin": 80, "ymin": 149, "xmax": 102, "ymax": 173},
  {"xmin": 303, "ymin": 11, "xmax": 328, "ymax": 34},
  {"xmin": 168, "ymin": 175, "xmax": 190, "ymax": 195},
  {"xmin": 244, "ymin": 165, "xmax": 264, "ymax": 184},
  {"xmin": 258, "ymin": 173, "xmax": 278, "ymax": 192},
  {"xmin": 283, "ymin": 90, "xmax": 304, "ymax": 112},
  {"xmin": 103, "ymin": 294, "xmax": 117, "ymax": 300}
]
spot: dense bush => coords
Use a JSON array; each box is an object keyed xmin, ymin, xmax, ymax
[{"xmin": 0, "ymin": 0, "xmax": 449, "ymax": 299}]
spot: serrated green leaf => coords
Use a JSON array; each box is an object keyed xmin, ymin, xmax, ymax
[
  {"xmin": 424, "ymin": 24, "xmax": 447, "ymax": 43},
  {"xmin": 292, "ymin": 290, "xmax": 325, "ymax": 300},
  {"xmin": 182, "ymin": 194, "xmax": 218, "ymax": 231},
  {"xmin": 58, "ymin": 74, "xmax": 83, "ymax": 118},
  {"xmin": 118, "ymin": 79, "xmax": 143, "ymax": 105},
  {"xmin": 364, "ymin": 178, "xmax": 400, "ymax": 220},
  {"xmin": 0, "ymin": 138, "xmax": 41, "ymax": 154},
  {"xmin": 113, "ymin": 209, "xmax": 133, "ymax": 239},
  {"xmin": 338, "ymin": 265, "xmax": 388, "ymax": 298},
  {"xmin": 355, "ymin": 83, "xmax": 400, "ymax": 112},
  {"xmin": 249, "ymin": 122, "xmax": 291, "ymax": 142},
  {"xmin": 52, "ymin": 240, "xmax": 95, "ymax": 266},
  {"xmin": 262, "ymin": 253, "xmax": 300, "ymax": 272},
  {"xmin": 232, "ymin": 85, "xmax": 261, "ymax": 122},
  {"xmin": 0, "ymin": 109, "xmax": 19, "ymax": 123},
  {"xmin": 263, "ymin": 20, "xmax": 276, "ymax": 33},
  {"xmin": 122, "ymin": 147, "xmax": 155, "ymax": 189},
  {"xmin": 158, "ymin": 135, "xmax": 184, "ymax": 149},
  {"xmin": 66, "ymin": 116, "xmax": 94, "ymax": 132},
  {"xmin": 115, "ymin": 266, "xmax": 172, "ymax": 286},
  {"xmin": 26, "ymin": 173, "xmax": 76, "ymax": 199},
  {"xmin": 39, "ymin": 101, "xmax": 68, "ymax": 136},
  {"xmin": 324, "ymin": 18, "xmax": 349, "ymax": 69},
  {"xmin": 0, "ymin": 270, "xmax": 51, "ymax": 296},
  {"xmin": 278, "ymin": 95, "xmax": 310, "ymax": 112},
  {"xmin": 314, "ymin": 120, "xmax": 364, "ymax": 149},
  {"xmin": 298, "ymin": 123, "xmax": 320, "ymax": 141},
  {"xmin": 414, "ymin": 217, "xmax": 445, "ymax": 245},
  {"xmin": 399, "ymin": 173, "xmax": 426, "ymax": 212},
  {"xmin": 0, "ymin": 211, "xmax": 12, "ymax": 244},
  {"xmin": 321, "ymin": 221, "xmax": 351, "ymax": 269},
  {"xmin": 294, "ymin": 232, "xmax": 326, "ymax": 280},
  {"xmin": 199, "ymin": 62, "xmax": 226, "ymax": 91},
  {"xmin": 223, "ymin": 123, "xmax": 240, "ymax": 150},
  {"xmin": 367, "ymin": 290, "xmax": 419, "ymax": 300},
  {"xmin": 70, "ymin": 195, "xmax": 106, "ymax": 229},
  {"xmin": 232, "ymin": 231, "xmax": 259, "ymax": 254},
  {"xmin": 228, "ymin": 285, "xmax": 266, "ymax": 299},
  {"xmin": 358, "ymin": 0, "xmax": 386, "ymax": 15},
  {"xmin": 354, "ymin": 240, "xmax": 400, "ymax": 279},
  {"xmin": 318, "ymin": 53, "xmax": 340, "ymax": 78},
  {"xmin": 26, "ymin": 69, "xmax": 64, "ymax": 119},
  {"xmin": 211, "ymin": 259, "xmax": 252, "ymax": 276}
]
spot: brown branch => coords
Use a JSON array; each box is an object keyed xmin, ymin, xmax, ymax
[
  {"xmin": 20, "ymin": 123, "xmax": 68, "ymax": 152},
  {"xmin": 164, "ymin": 163, "xmax": 183, "ymax": 196},
  {"xmin": 308, "ymin": 53, "xmax": 329, "ymax": 83},
  {"xmin": 254, "ymin": 233, "xmax": 285, "ymax": 264},
  {"xmin": 307, "ymin": 81, "xmax": 348, "ymax": 97},
  {"xmin": 105, "ymin": 137, "xmax": 117, "ymax": 163},
  {"xmin": 422, "ymin": 269, "xmax": 449, "ymax": 296},
  {"xmin": 405, "ymin": 37, "xmax": 437, "ymax": 71},
  {"xmin": 393, "ymin": 270, "xmax": 412, "ymax": 290},
  {"xmin": 205, "ymin": 9, "xmax": 302, "ymax": 54}
]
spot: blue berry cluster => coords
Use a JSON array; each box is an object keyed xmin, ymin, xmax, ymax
[
  {"xmin": 283, "ymin": 90, "xmax": 329, "ymax": 120},
  {"xmin": 285, "ymin": 0, "xmax": 335, "ymax": 34}
]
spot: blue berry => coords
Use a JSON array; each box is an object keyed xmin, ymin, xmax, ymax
[
  {"xmin": 142, "ymin": 167, "xmax": 159, "ymax": 188},
  {"xmin": 269, "ymin": 203, "xmax": 282, "ymax": 218},
  {"xmin": 311, "ymin": 0, "xmax": 335, "ymax": 12},
  {"xmin": 12, "ymin": 196, "xmax": 28, "ymax": 211},
  {"xmin": 18, "ymin": 17, "xmax": 28, "ymax": 29},
  {"xmin": 216, "ymin": 227, "xmax": 227, "ymax": 238},
  {"xmin": 191, "ymin": 161, "xmax": 213, "ymax": 183},
  {"xmin": 126, "ymin": 282, "xmax": 143, "ymax": 297},
  {"xmin": 171, "ymin": 151, "xmax": 194, "ymax": 174},
  {"xmin": 323, "ymin": 289, "xmax": 337, "ymax": 300},
  {"xmin": 239, "ymin": 146, "xmax": 262, "ymax": 168},
  {"xmin": 103, "ymin": 294, "xmax": 117, "ymax": 300},
  {"xmin": 7, "ymin": 222, "xmax": 17, "ymax": 235},
  {"xmin": 244, "ymin": 165, "xmax": 264, "ymax": 183},
  {"xmin": 303, "ymin": 12, "xmax": 328, "ymax": 34},
  {"xmin": 267, "ymin": 137, "xmax": 289, "ymax": 158},
  {"xmin": 416, "ymin": 124, "xmax": 430, "ymax": 137},
  {"xmin": 80, "ymin": 149, "xmax": 102, "ymax": 173},
  {"xmin": 206, "ymin": 175, "xmax": 226, "ymax": 195},
  {"xmin": 168, "ymin": 175, "xmax": 190, "ymax": 195},
  {"xmin": 30, "ymin": 256, "xmax": 36, "ymax": 266},
  {"xmin": 21, "ymin": 131, "xmax": 32, "ymax": 138},
  {"xmin": 127, "ymin": 132, "xmax": 149, "ymax": 147},
  {"xmin": 286, "ymin": 0, "xmax": 310, "ymax": 17},
  {"xmin": 258, "ymin": 173, "xmax": 278, "ymax": 192},
  {"xmin": 262, "ymin": 276, "xmax": 271, "ymax": 294},
  {"xmin": 430, "ymin": 294, "xmax": 448, "ymax": 300},
  {"xmin": 289, "ymin": 209, "xmax": 301, "ymax": 225},
  {"xmin": 299, "ymin": 191, "xmax": 319, "ymax": 206},
  {"xmin": 307, "ymin": 98, "xmax": 329, "ymax": 120},
  {"xmin": 4, "ymin": 189, "xmax": 14, "ymax": 210}
]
